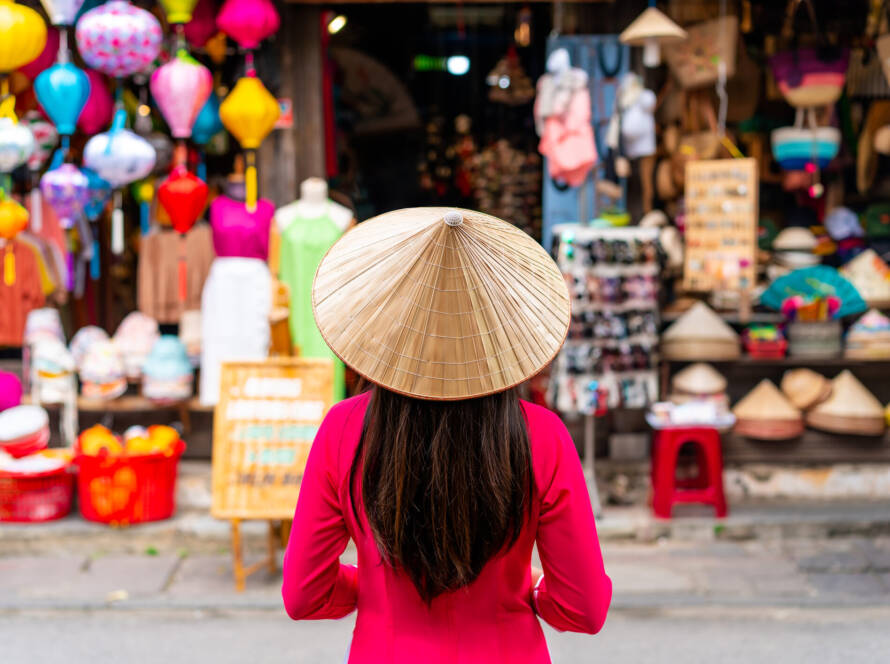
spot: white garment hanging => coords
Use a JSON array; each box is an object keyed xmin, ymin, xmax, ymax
[{"xmin": 199, "ymin": 257, "xmax": 272, "ymax": 406}]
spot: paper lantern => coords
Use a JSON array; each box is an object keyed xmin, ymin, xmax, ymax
[
  {"xmin": 77, "ymin": 69, "xmax": 113, "ymax": 135},
  {"xmin": 23, "ymin": 111, "xmax": 57, "ymax": 172},
  {"xmin": 184, "ymin": 0, "xmax": 217, "ymax": 49},
  {"xmin": 160, "ymin": 0, "xmax": 199, "ymax": 24},
  {"xmin": 149, "ymin": 50, "xmax": 213, "ymax": 139},
  {"xmin": 75, "ymin": 0, "xmax": 163, "ymax": 78},
  {"xmin": 18, "ymin": 27, "xmax": 59, "ymax": 80},
  {"xmin": 219, "ymin": 74, "xmax": 279, "ymax": 209},
  {"xmin": 40, "ymin": 0, "xmax": 85, "ymax": 25},
  {"xmin": 82, "ymin": 166, "xmax": 111, "ymax": 221},
  {"xmin": 191, "ymin": 91, "xmax": 223, "ymax": 145},
  {"xmin": 216, "ymin": 0, "xmax": 279, "ymax": 50},
  {"xmin": 83, "ymin": 113, "xmax": 156, "ymax": 188},
  {"xmin": 158, "ymin": 166, "xmax": 207, "ymax": 235},
  {"xmin": 158, "ymin": 166, "xmax": 207, "ymax": 300},
  {"xmin": 0, "ymin": 0, "xmax": 48, "ymax": 73},
  {"xmin": 40, "ymin": 163, "xmax": 89, "ymax": 229},
  {"xmin": 0, "ymin": 192, "xmax": 27, "ymax": 285},
  {"xmin": 0, "ymin": 116, "xmax": 35, "ymax": 173},
  {"xmin": 35, "ymin": 62, "xmax": 90, "ymax": 136}
]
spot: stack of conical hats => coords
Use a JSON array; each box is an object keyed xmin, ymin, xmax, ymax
[
  {"xmin": 780, "ymin": 368, "xmax": 832, "ymax": 410},
  {"xmin": 670, "ymin": 362, "xmax": 728, "ymax": 408},
  {"xmin": 846, "ymin": 309, "xmax": 890, "ymax": 359},
  {"xmin": 732, "ymin": 379, "xmax": 804, "ymax": 440},
  {"xmin": 662, "ymin": 302, "xmax": 740, "ymax": 360},
  {"xmin": 840, "ymin": 249, "xmax": 890, "ymax": 309},
  {"xmin": 806, "ymin": 370, "xmax": 886, "ymax": 435}
]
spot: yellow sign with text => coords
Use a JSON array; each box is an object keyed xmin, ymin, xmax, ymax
[{"xmin": 211, "ymin": 358, "xmax": 334, "ymax": 520}]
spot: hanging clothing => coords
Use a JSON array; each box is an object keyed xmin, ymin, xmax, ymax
[
  {"xmin": 199, "ymin": 257, "xmax": 271, "ymax": 406},
  {"xmin": 0, "ymin": 241, "xmax": 46, "ymax": 347},
  {"xmin": 138, "ymin": 225, "xmax": 215, "ymax": 324},
  {"xmin": 535, "ymin": 69, "xmax": 597, "ymax": 187},
  {"xmin": 606, "ymin": 73, "xmax": 657, "ymax": 160},
  {"xmin": 277, "ymin": 205, "xmax": 345, "ymax": 401},
  {"xmin": 209, "ymin": 195, "xmax": 274, "ymax": 261}
]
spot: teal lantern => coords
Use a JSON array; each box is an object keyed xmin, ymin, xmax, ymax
[{"xmin": 35, "ymin": 62, "xmax": 90, "ymax": 137}]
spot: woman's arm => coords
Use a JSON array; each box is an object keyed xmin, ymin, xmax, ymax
[
  {"xmin": 533, "ymin": 414, "xmax": 612, "ymax": 634},
  {"xmin": 282, "ymin": 411, "xmax": 358, "ymax": 620}
]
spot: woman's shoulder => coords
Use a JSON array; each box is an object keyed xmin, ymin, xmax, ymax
[{"xmin": 321, "ymin": 392, "xmax": 371, "ymax": 437}]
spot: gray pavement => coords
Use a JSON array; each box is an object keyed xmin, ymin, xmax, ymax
[{"xmin": 4, "ymin": 537, "xmax": 890, "ymax": 662}]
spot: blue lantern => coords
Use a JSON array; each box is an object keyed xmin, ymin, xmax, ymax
[
  {"xmin": 35, "ymin": 63, "xmax": 90, "ymax": 137},
  {"xmin": 191, "ymin": 92, "xmax": 223, "ymax": 146},
  {"xmin": 81, "ymin": 166, "xmax": 110, "ymax": 221}
]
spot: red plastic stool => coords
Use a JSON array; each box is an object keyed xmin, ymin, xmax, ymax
[{"xmin": 651, "ymin": 427, "xmax": 727, "ymax": 519}]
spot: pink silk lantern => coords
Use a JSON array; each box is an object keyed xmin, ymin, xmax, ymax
[
  {"xmin": 184, "ymin": 0, "xmax": 216, "ymax": 49},
  {"xmin": 75, "ymin": 0, "xmax": 163, "ymax": 79},
  {"xmin": 18, "ymin": 27, "xmax": 59, "ymax": 81},
  {"xmin": 77, "ymin": 69, "xmax": 113, "ymax": 134},
  {"xmin": 149, "ymin": 50, "xmax": 212, "ymax": 140},
  {"xmin": 216, "ymin": 0, "xmax": 279, "ymax": 50}
]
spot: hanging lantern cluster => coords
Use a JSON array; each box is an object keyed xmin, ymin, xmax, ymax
[{"xmin": 0, "ymin": 0, "xmax": 286, "ymax": 297}]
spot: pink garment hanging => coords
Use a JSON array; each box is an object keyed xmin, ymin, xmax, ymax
[
  {"xmin": 209, "ymin": 195, "xmax": 274, "ymax": 260},
  {"xmin": 536, "ymin": 83, "xmax": 597, "ymax": 187}
]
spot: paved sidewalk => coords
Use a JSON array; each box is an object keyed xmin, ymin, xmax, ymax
[{"xmin": 3, "ymin": 537, "xmax": 890, "ymax": 611}]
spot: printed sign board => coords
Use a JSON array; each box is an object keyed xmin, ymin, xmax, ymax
[{"xmin": 211, "ymin": 358, "xmax": 334, "ymax": 520}]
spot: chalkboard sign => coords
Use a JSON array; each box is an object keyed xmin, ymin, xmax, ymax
[
  {"xmin": 211, "ymin": 358, "xmax": 334, "ymax": 520},
  {"xmin": 682, "ymin": 158, "xmax": 758, "ymax": 293}
]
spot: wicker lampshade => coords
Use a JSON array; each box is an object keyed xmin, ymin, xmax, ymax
[{"xmin": 312, "ymin": 207, "xmax": 571, "ymax": 400}]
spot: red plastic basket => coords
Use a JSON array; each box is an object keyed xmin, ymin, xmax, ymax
[
  {"xmin": 0, "ymin": 466, "xmax": 75, "ymax": 523},
  {"xmin": 745, "ymin": 339, "xmax": 788, "ymax": 359},
  {"xmin": 75, "ymin": 439, "xmax": 185, "ymax": 526}
]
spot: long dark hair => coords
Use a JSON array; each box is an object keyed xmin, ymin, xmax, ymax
[{"xmin": 349, "ymin": 386, "xmax": 533, "ymax": 603}]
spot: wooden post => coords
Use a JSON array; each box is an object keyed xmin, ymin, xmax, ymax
[
  {"xmin": 230, "ymin": 518, "xmax": 282, "ymax": 591},
  {"xmin": 584, "ymin": 414, "xmax": 603, "ymax": 518},
  {"xmin": 231, "ymin": 518, "xmax": 246, "ymax": 592}
]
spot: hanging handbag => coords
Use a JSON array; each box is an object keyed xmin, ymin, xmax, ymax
[
  {"xmin": 769, "ymin": 0, "xmax": 849, "ymax": 108},
  {"xmin": 771, "ymin": 107, "xmax": 840, "ymax": 171},
  {"xmin": 663, "ymin": 16, "xmax": 738, "ymax": 90}
]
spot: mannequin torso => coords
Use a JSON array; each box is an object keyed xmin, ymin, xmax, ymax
[{"xmin": 275, "ymin": 178, "xmax": 353, "ymax": 232}]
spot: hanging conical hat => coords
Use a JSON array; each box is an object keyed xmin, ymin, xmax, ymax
[
  {"xmin": 780, "ymin": 368, "xmax": 831, "ymax": 410},
  {"xmin": 663, "ymin": 302, "xmax": 739, "ymax": 343},
  {"xmin": 806, "ymin": 370, "xmax": 885, "ymax": 435},
  {"xmin": 773, "ymin": 227, "xmax": 817, "ymax": 251},
  {"xmin": 840, "ymin": 249, "xmax": 890, "ymax": 308},
  {"xmin": 312, "ymin": 208, "xmax": 571, "ymax": 400},
  {"xmin": 733, "ymin": 380, "xmax": 801, "ymax": 421},
  {"xmin": 620, "ymin": 7, "xmax": 687, "ymax": 45},
  {"xmin": 672, "ymin": 363, "xmax": 727, "ymax": 395}
]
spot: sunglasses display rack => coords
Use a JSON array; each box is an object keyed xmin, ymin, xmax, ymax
[{"xmin": 549, "ymin": 225, "xmax": 662, "ymax": 415}]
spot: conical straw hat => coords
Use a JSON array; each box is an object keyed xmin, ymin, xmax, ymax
[
  {"xmin": 663, "ymin": 302, "xmax": 739, "ymax": 343},
  {"xmin": 733, "ymin": 380, "xmax": 801, "ymax": 421},
  {"xmin": 620, "ymin": 7, "xmax": 687, "ymax": 45},
  {"xmin": 672, "ymin": 362, "xmax": 727, "ymax": 395},
  {"xmin": 808, "ymin": 370, "xmax": 883, "ymax": 419},
  {"xmin": 312, "ymin": 208, "xmax": 571, "ymax": 400},
  {"xmin": 780, "ymin": 368, "xmax": 831, "ymax": 410},
  {"xmin": 840, "ymin": 249, "xmax": 890, "ymax": 307}
]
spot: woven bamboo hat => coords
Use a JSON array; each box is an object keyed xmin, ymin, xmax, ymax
[
  {"xmin": 780, "ymin": 368, "xmax": 831, "ymax": 410},
  {"xmin": 807, "ymin": 370, "xmax": 885, "ymax": 435},
  {"xmin": 733, "ymin": 379, "xmax": 804, "ymax": 441},
  {"xmin": 672, "ymin": 363, "xmax": 727, "ymax": 395},
  {"xmin": 312, "ymin": 207, "xmax": 571, "ymax": 400}
]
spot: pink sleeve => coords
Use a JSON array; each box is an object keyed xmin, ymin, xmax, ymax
[
  {"xmin": 532, "ymin": 414, "xmax": 612, "ymax": 634},
  {"xmin": 282, "ymin": 409, "xmax": 358, "ymax": 620}
]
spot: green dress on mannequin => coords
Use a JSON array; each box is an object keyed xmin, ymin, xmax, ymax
[{"xmin": 278, "ymin": 207, "xmax": 345, "ymax": 401}]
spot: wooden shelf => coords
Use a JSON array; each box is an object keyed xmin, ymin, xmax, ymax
[
  {"xmin": 24, "ymin": 395, "xmax": 213, "ymax": 413},
  {"xmin": 663, "ymin": 356, "xmax": 890, "ymax": 368}
]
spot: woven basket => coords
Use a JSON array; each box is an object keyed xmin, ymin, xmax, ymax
[
  {"xmin": 662, "ymin": 340, "xmax": 740, "ymax": 361},
  {"xmin": 734, "ymin": 418, "xmax": 804, "ymax": 441},
  {"xmin": 787, "ymin": 321, "xmax": 841, "ymax": 358},
  {"xmin": 806, "ymin": 411, "xmax": 885, "ymax": 436}
]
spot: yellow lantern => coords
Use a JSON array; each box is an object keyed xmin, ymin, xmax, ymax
[
  {"xmin": 160, "ymin": 0, "xmax": 199, "ymax": 24},
  {"xmin": 0, "ymin": 191, "xmax": 28, "ymax": 285},
  {"xmin": 219, "ymin": 74, "xmax": 279, "ymax": 210},
  {"xmin": 0, "ymin": 0, "xmax": 47, "ymax": 74}
]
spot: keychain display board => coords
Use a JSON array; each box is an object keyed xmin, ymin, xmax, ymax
[
  {"xmin": 211, "ymin": 357, "xmax": 334, "ymax": 520},
  {"xmin": 682, "ymin": 158, "xmax": 758, "ymax": 293},
  {"xmin": 549, "ymin": 225, "xmax": 662, "ymax": 415},
  {"xmin": 542, "ymin": 35, "xmax": 630, "ymax": 251}
]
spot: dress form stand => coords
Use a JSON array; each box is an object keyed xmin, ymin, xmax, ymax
[{"xmin": 274, "ymin": 178, "xmax": 354, "ymax": 402}]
